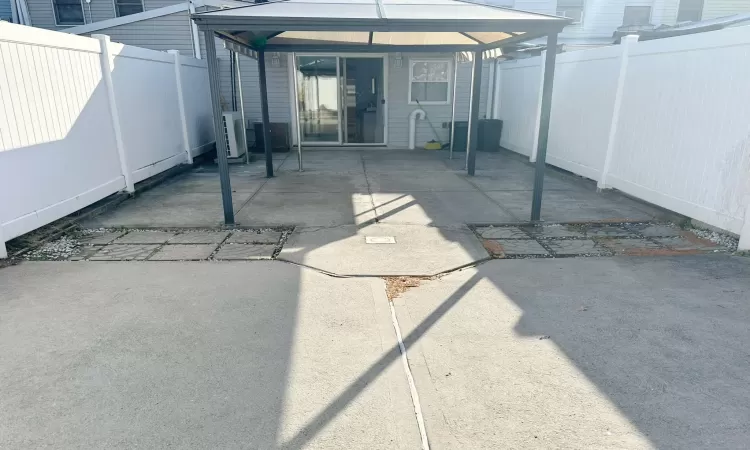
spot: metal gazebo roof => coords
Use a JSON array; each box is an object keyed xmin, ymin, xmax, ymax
[
  {"xmin": 192, "ymin": 0, "xmax": 570, "ymax": 226},
  {"xmin": 192, "ymin": 0, "xmax": 571, "ymax": 53}
]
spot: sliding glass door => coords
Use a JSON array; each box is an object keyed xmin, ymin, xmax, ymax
[{"xmin": 295, "ymin": 55, "xmax": 385, "ymax": 145}]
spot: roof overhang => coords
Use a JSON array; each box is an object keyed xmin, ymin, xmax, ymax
[{"xmin": 192, "ymin": 0, "xmax": 570, "ymax": 54}]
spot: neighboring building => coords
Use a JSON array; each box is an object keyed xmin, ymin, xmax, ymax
[{"xmin": 478, "ymin": 0, "xmax": 750, "ymax": 47}]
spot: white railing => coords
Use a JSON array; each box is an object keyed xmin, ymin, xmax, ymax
[
  {"xmin": 494, "ymin": 26, "xmax": 750, "ymax": 250},
  {"xmin": 0, "ymin": 22, "xmax": 214, "ymax": 257}
]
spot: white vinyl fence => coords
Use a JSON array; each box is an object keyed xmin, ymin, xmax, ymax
[
  {"xmin": 494, "ymin": 26, "xmax": 750, "ymax": 250},
  {"xmin": 0, "ymin": 22, "xmax": 214, "ymax": 257}
]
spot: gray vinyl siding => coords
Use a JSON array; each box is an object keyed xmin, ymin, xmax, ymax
[
  {"xmin": 387, "ymin": 53, "xmax": 490, "ymax": 149},
  {"xmin": 28, "ymin": 0, "xmax": 183, "ymax": 31},
  {"xmin": 82, "ymin": 10, "xmax": 195, "ymax": 55},
  {"xmin": 0, "ymin": 0, "xmax": 12, "ymax": 21}
]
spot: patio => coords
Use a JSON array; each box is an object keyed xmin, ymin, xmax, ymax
[{"xmin": 86, "ymin": 149, "xmax": 661, "ymax": 230}]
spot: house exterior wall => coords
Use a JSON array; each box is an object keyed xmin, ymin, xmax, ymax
[
  {"xmin": 0, "ymin": 0, "xmax": 13, "ymax": 21},
  {"xmin": 702, "ymin": 0, "xmax": 750, "ymax": 20},
  {"xmin": 26, "ymin": 0, "xmax": 184, "ymax": 31},
  {"xmin": 82, "ymin": 10, "xmax": 195, "ymax": 54}
]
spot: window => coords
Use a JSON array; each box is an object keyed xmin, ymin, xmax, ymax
[
  {"xmin": 622, "ymin": 6, "xmax": 652, "ymax": 26},
  {"xmin": 114, "ymin": 0, "xmax": 144, "ymax": 17},
  {"xmin": 677, "ymin": 0, "xmax": 703, "ymax": 22},
  {"xmin": 53, "ymin": 0, "xmax": 84, "ymax": 25},
  {"xmin": 409, "ymin": 59, "xmax": 451, "ymax": 105},
  {"xmin": 557, "ymin": 0, "xmax": 584, "ymax": 24}
]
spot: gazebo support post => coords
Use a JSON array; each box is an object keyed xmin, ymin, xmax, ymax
[
  {"xmin": 466, "ymin": 49, "xmax": 482, "ymax": 176},
  {"xmin": 449, "ymin": 52, "xmax": 459, "ymax": 160},
  {"xmin": 291, "ymin": 52, "xmax": 303, "ymax": 171},
  {"xmin": 258, "ymin": 50, "xmax": 274, "ymax": 178},
  {"xmin": 204, "ymin": 31, "xmax": 235, "ymax": 225},
  {"xmin": 530, "ymin": 33, "xmax": 559, "ymax": 221}
]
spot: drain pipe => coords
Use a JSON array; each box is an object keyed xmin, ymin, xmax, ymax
[{"xmin": 409, "ymin": 108, "xmax": 426, "ymax": 150}]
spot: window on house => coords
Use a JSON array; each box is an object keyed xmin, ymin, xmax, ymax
[
  {"xmin": 53, "ymin": 0, "xmax": 84, "ymax": 25},
  {"xmin": 409, "ymin": 59, "xmax": 451, "ymax": 105},
  {"xmin": 114, "ymin": 0, "xmax": 144, "ymax": 17},
  {"xmin": 557, "ymin": 0, "xmax": 584, "ymax": 24},
  {"xmin": 622, "ymin": 6, "xmax": 652, "ymax": 26},
  {"xmin": 677, "ymin": 0, "xmax": 704, "ymax": 22}
]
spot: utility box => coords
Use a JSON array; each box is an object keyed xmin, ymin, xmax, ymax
[{"xmin": 478, "ymin": 119, "xmax": 503, "ymax": 152}]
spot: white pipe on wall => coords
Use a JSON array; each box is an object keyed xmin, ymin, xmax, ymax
[{"xmin": 409, "ymin": 108, "xmax": 426, "ymax": 150}]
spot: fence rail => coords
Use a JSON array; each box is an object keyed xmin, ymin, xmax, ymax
[
  {"xmin": 494, "ymin": 25, "xmax": 750, "ymax": 250},
  {"xmin": 0, "ymin": 22, "xmax": 215, "ymax": 257}
]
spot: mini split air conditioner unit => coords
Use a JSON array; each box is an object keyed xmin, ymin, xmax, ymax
[{"xmin": 222, "ymin": 111, "xmax": 247, "ymax": 158}]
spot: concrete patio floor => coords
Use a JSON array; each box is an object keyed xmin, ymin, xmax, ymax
[
  {"xmin": 82, "ymin": 149, "xmax": 666, "ymax": 275},
  {"xmin": 2, "ymin": 255, "xmax": 748, "ymax": 449}
]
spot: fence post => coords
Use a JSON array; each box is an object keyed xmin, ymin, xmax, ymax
[
  {"xmin": 739, "ymin": 208, "xmax": 750, "ymax": 251},
  {"xmin": 530, "ymin": 51, "xmax": 546, "ymax": 162},
  {"xmin": 93, "ymin": 34, "xmax": 134, "ymax": 193},
  {"xmin": 492, "ymin": 61, "xmax": 502, "ymax": 119},
  {"xmin": 169, "ymin": 50, "xmax": 193, "ymax": 165},
  {"xmin": 0, "ymin": 227, "xmax": 7, "ymax": 259},
  {"xmin": 598, "ymin": 35, "xmax": 638, "ymax": 190}
]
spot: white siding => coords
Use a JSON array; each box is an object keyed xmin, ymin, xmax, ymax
[
  {"xmin": 27, "ymin": 0, "xmax": 184, "ymax": 31},
  {"xmin": 85, "ymin": 10, "xmax": 195, "ymax": 55},
  {"xmin": 702, "ymin": 0, "xmax": 750, "ymax": 19}
]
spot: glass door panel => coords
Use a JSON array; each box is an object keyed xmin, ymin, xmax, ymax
[
  {"xmin": 341, "ymin": 57, "xmax": 385, "ymax": 144},
  {"xmin": 296, "ymin": 56, "xmax": 340, "ymax": 143}
]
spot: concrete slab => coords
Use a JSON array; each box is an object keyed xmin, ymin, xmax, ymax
[
  {"xmin": 364, "ymin": 158, "xmax": 450, "ymax": 172},
  {"xmin": 236, "ymin": 192, "xmax": 376, "ymax": 227},
  {"xmin": 261, "ymin": 171, "xmax": 370, "ymax": 193},
  {"xmin": 213, "ymin": 244, "xmax": 276, "ymax": 260},
  {"xmin": 89, "ymin": 244, "xmax": 160, "ymax": 260},
  {"xmin": 78, "ymin": 230, "xmax": 126, "ymax": 245},
  {"xmin": 486, "ymin": 190, "xmax": 656, "ymax": 223},
  {"xmin": 114, "ymin": 231, "xmax": 177, "ymax": 244},
  {"xmin": 367, "ymin": 172, "xmax": 476, "ymax": 192},
  {"xmin": 0, "ymin": 262, "xmax": 421, "ymax": 449},
  {"xmin": 490, "ymin": 239, "xmax": 549, "ymax": 256},
  {"xmin": 523, "ymin": 224, "xmax": 585, "ymax": 239},
  {"xmin": 148, "ymin": 244, "xmax": 218, "ymax": 261},
  {"xmin": 460, "ymin": 171, "xmax": 579, "ymax": 191},
  {"xmin": 140, "ymin": 172, "xmax": 266, "ymax": 195},
  {"xmin": 278, "ymin": 223, "xmax": 489, "ymax": 276},
  {"xmin": 475, "ymin": 226, "xmax": 530, "ymax": 239},
  {"xmin": 167, "ymin": 231, "xmax": 230, "ymax": 244},
  {"xmin": 545, "ymin": 239, "xmax": 611, "ymax": 256},
  {"xmin": 393, "ymin": 256, "xmax": 750, "ymax": 449},
  {"xmin": 372, "ymin": 192, "xmax": 517, "ymax": 226},
  {"xmin": 225, "ymin": 230, "xmax": 282, "ymax": 244},
  {"xmin": 83, "ymin": 193, "xmax": 252, "ymax": 228}
]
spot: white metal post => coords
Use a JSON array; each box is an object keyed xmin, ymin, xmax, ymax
[
  {"xmin": 93, "ymin": 34, "xmax": 134, "ymax": 193},
  {"xmin": 492, "ymin": 61, "xmax": 502, "ymax": 119},
  {"xmin": 169, "ymin": 50, "xmax": 193, "ymax": 165},
  {"xmin": 739, "ymin": 207, "xmax": 750, "ymax": 251},
  {"xmin": 598, "ymin": 35, "xmax": 638, "ymax": 189},
  {"xmin": 233, "ymin": 52, "xmax": 249, "ymax": 164},
  {"xmin": 465, "ymin": 52, "xmax": 477, "ymax": 170},
  {"xmin": 188, "ymin": 1, "xmax": 201, "ymax": 59},
  {"xmin": 449, "ymin": 52, "xmax": 459, "ymax": 160},
  {"xmin": 530, "ymin": 49, "xmax": 547, "ymax": 163},
  {"xmin": 0, "ymin": 227, "xmax": 7, "ymax": 259},
  {"xmin": 291, "ymin": 52, "xmax": 303, "ymax": 171},
  {"xmin": 485, "ymin": 59, "xmax": 495, "ymax": 119}
]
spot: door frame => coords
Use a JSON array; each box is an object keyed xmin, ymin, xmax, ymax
[{"xmin": 289, "ymin": 53, "xmax": 388, "ymax": 146}]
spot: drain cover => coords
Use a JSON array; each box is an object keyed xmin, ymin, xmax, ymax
[{"xmin": 365, "ymin": 236, "xmax": 396, "ymax": 244}]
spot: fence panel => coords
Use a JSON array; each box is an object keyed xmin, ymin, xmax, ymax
[
  {"xmin": 0, "ymin": 22, "xmax": 215, "ymax": 254},
  {"xmin": 608, "ymin": 27, "xmax": 750, "ymax": 234},
  {"xmin": 0, "ymin": 24, "xmax": 124, "ymax": 241},
  {"xmin": 496, "ymin": 58, "xmax": 541, "ymax": 157}
]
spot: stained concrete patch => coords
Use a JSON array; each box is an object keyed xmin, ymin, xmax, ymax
[
  {"xmin": 214, "ymin": 244, "xmax": 276, "ymax": 260},
  {"xmin": 585, "ymin": 225, "xmax": 636, "ymax": 238},
  {"xmin": 475, "ymin": 226, "xmax": 529, "ymax": 239},
  {"xmin": 89, "ymin": 244, "xmax": 160, "ymax": 261},
  {"xmin": 629, "ymin": 224, "xmax": 682, "ymax": 237},
  {"xmin": 78, "ymin": 231, "xmax": 126, "ymax": 245},
  {"xmin": 225, "ymin": 230, "xmax": 282, "ymax": 244},
  {"xmin": 524, "ymin": 224, "xmax": 585, "ymax": 239},
  {"xmin": 599, "ymin": 238, "xmax": 663, "ymax": 255},
  {"xmin": 114, "ymin": 231, "xmax": 177, "ymax": 244},
  {"xmin": 654, "ymin": 236, "xmax": 722, "ymax": 251},
  {"xmin": 167, "ymin": 231, "xmax": 230, "ymax": 244},
  {"xmin": 148, "ymin": 244, "xmax": 218, "ymax": 261},
  {"xmin": 67, "ymin": 246, "xmax": 103, "ymax": 261},
  {"xmin": 545, "ymin": 239, "xmax": 611, "ymax": 256},
  {"xmin": 491, "ymin": 239, "xmax": 549, "ymax": 256}
]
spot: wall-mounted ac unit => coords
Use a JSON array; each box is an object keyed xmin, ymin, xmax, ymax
[{"xmin": 222, "ymin": 111, "xmax": 247, "ymax": 158}]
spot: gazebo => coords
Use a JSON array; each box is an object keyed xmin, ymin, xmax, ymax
[{"xmin": 191, "ymin": 0, "xmax": 571, "ymax": 225}]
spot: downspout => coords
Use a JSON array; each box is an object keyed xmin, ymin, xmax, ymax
[{"xmin": 409, "ymin": 108, "xmax": 426, "ymax": 150}]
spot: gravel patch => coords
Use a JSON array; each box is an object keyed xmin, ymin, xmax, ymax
[{"xmin": 689, "ymin": 228, "xmax": 739, "ymax": 252}]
